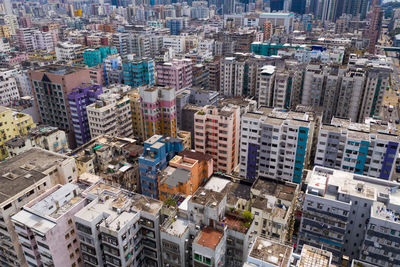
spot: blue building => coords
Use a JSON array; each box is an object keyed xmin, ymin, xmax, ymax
[
  {"xmin": 139, "ymin": 135, "xmax": 184, "ymax": 199},
  {"xmin": 83, "ymin": 46, "xmax": 118, "ymax": 67},
  {"xmin": 122, "ymin": 57, "xmax": 155, "ymax": 87},
  {"xmin": 166, "ymin": 19, "xmax": 184, "ymax": 35}
]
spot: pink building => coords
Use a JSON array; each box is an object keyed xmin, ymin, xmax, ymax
[
  {"xmin": 7, "ymin": 52, "xmax": 29, "ymax": 66},
  {"xmin": 139, "ymin": 86, "xmax": 177, "ymax": 139},
  {"xmin": 194, "ymin": 104, "xmax": 240, "ymax": 174},
  {"xmin": 16, "ymin": 28, "xmax": 36, "ymax": 51},
  {"xmin": 156, "ymin": 58, "xmax": 193, "ymax": 90},
  {"xmin": 20, "ymin": 17, "xmax": 33, "ymax": 28},
  {"xmin": 11, "ymin": 184, "xmax": 87, "ymax": 267}
]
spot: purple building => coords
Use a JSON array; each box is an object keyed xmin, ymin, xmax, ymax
[{"xmin": 67, "ymin": 83, "xmax": 102, "ymax": 147}]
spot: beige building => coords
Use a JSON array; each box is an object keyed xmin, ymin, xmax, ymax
[
  {"xmin": 0, "ymin": 148, "xmax": 77, "ymax": 267},
  {"xmin": 194, "ymin": 104, "xmax": 240, "ymax": 174},
  {"xmin": 5, "ymin": 125, "xmax": 68, "ymax": 157},
  {"xmin": 250, "ymin": 178, "xmax": 299, "ymax": 243}
]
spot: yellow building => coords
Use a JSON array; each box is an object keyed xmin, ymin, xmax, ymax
[
  {"xmin": 0, "ymin": 106, "xmax": 36, "ymax": 160},
  {"xmin": 0, "ymin": 25, "xmax": 10, "ymax": 38},
  {"xmin": 128, "ymin": 89, "xmax": 144, "ymax": 141},
  {"xmin": 74, "ymin": 9, "xmax": 82, "ymax": 17},
  {"xmin": 29, "ymin": 51, "xmax": 56, "ymax": 62}
]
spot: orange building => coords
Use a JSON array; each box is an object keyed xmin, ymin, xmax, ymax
[{"xmin": 158, "ymin": 151, "xmax": 213, "ymax": 201}]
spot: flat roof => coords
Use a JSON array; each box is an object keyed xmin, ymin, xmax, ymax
[
  {"xmin": 299, "ymin": 244, "xmax": 332, "ymax": 267},
  {"xmin": 252, "ymin": 178, "xmax": 297, "ymax": 202},
  {"xmin": 0, "ymin": 148, "xmax": 70, "ymax": 204},
  {"xmin": 249, "ymin": 237, "xmax": 292, "ymax": 266},
  {"xmin": 190, "ymin": 188, "xmax": 225, "ymax": 207},
  {"xmin": 162, "ymin": 218, "xmax": 189, "ymax": 237},
  {"xmin": 194, "ymin": 227, "xmax": 223, "ymax": 249}
]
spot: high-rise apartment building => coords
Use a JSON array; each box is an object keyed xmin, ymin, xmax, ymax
[
  {"xmin": 139, "ymin": 86, "xmax": 177, "ymax": 139},
  {"xmin": 298, "ymin": 166, "xmax": 400, "ymax": 265},
  {"xmin": 0, "ymin": 148, "xmax": 77, "ymax": 267},
  {"xmin": 257, "ymin": 65, "xmax": 276, "ymax": 107},
  {"xmin": 55, "ymin": 42, "xmax": 84, "ymax": 65},
  {"xmin": 11, "ymin": 184, "xmax": 86, "ymax": 267},
  {"xmin": 122, "ymin": 56, "xmax": 155, "ymax": 87},
  {"xmin": 359, "ymin": 64, "xmax": 391, "ymax": 122},
  {"xmin": 87, "ymin": 85, "xmax": 133, "ymax": 139},
  {"xmin": 206, "ymin": 58, "xmax": 220, "ymax": 91},
  {"xmin": 103, "ymin": 54, "xmax": 123, "ymax": 85},
  {"xmin": 74, "ymin": 180, "xmax": 163, "ymax": 267},
  {"xmin": 220, "ymin": 57, "xmax": 245, "ymax": 97},
  {"xmin": 67, "ymin": 83, "xmax": 103, "ymax": 147},
  {"xmin": 314, "ymin": 117, "xmax": 400, "ymax": 180},
  {"xmin": 0, "ymin": 68, "xmax": 20, "ymax": 106},
  {"xmin": 16, "ymin": 28, "xmax": 36, "ymax": 52},
  {"xmin": 272, "ymin": 68, "xmax": 302, "ymax": 109},
  {"xmin": 139, "ymin": 135, "xmax": 184, "ymax": 199},
  {"xmin": 29, "ymin": 65, "xmax": 93, "ymax": 147},
  {"xmin": 335, "ymin": 67, "xmax": 365, "ymax": 122},
  {"xmin": 263, "ymin": 21, "xmax": 273, "ymax": 40},
  {"xmin": 194, "ymin": 104, "xmax": 240, "ymax": 174},
  {"xmin": 0, "ymin": 106, "xmax": 35, "ymax": 160},
  {"xmin": 239, "ymin": 107, "xmax": 316, "ymax": 183},
  {"xmin": 156, "ymin": 59, "xmax": 192, "ymax": 90},
  {"xmin": 0, "ymin": 14, "xmax": 18, "ymax": 35},
  {"xmin": 83, "ymin": 46, "xmax": 117, "ymax": 67},
  {"xmin": 127, "ymin": 88, "xmax": 145, "ymax": 141}
]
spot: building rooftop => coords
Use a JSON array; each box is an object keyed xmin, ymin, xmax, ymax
[
  {"xmin": 307, "ymin": 167, "xmax": 400, "ymax": 204},
  {"xmin": 31, "ymin": 64, "xmax": 86, "ymax": 75},
  {"xmin": 220, "ymin": 213, "xmax": 251, "ymax": 233},
  {"xmin": 249, "ymin": 237, "xmax": 292, "ymax": 266},
  {"xmin": 11, "ymin": 184, "xmax": 85, "ymax": 235},
  {"xmin": 252, "ymin": 178, "xmax": 297, "ymax": 202},
  {"xmin": 161, "ymin": 217, "xmax": 189, "ymax": 237},
  {"xmin": 204, "ymin": 176, "xmax": 252, "ymax": 205},
  {"xmin": 0, "ymin": 148, "xmax": 71, "ymax": 204},
  {"xmin": 179, "ymin": 150, "xmax": 213, "ymax": 162},
  {"xmin": 299, "ymin": 244, "xmax": 332, "ymax": 267},
  {"xmin": 190, "ymin": 188, "xmax": 225, "ymax": 208},
  {"xmin": 28, "ymin": 183, "xmax": 83, "ymax": 219},
  {"xmin": 194, "ymin": 227, "xmax": 224, "ymax": 249},
  {"xmin": 76, "ymin": 181, "xmax": 162, "ymax": 231},
  {"xmin": 160, "ymin": 166, "xmax": 191, "ymax": 188}
]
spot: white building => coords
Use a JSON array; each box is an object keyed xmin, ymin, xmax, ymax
[
  {"xmin": 162, "ymin": 36, "xmax": 185, "ymax": 53},
  {"xmin": 0, "ymin": 68, "xmax": 20, "ymax": 106},
  {"xmin": 314, "ymin": 117, "xmax": 400, "ymax": 180},
  {"xmin": 257, "ymin": 65, "xmax": 275, "ymax": 107},
  {"xmin": 74, "ymin": 181, "xmax": 163, "ymax": 267},
  {"xmin": 246, "ymin": 236, "xmax": 293, "ymax": 267},
  {"xmin": 87, "ymin": 85, "xmax": 133, "ymax": 139},
  {"xmin": 240, "ymin": 107, "xmax": 316, "ymax": 183},
  {"xmin": 0, "ymin": 37, "xmax": 10, "ymax": 53},
  {"xmin": 298, "ymin": 166, "xmax": 400, "ymax": 265},
  {"xmin": 259, "ymin": 13, "xmax": 294, "ymax": 33},
  {"xmin": 55, "ymin": 42, "xmax": 83, "ymax": 63},
  {"xmin": 219, "ymin": 57, "xmax": 245, "ymax": 97}
]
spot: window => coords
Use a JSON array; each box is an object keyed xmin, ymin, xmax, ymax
[{"xmin": 65, "ymin": 233, "xmax": 70, "ymax": 240}]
